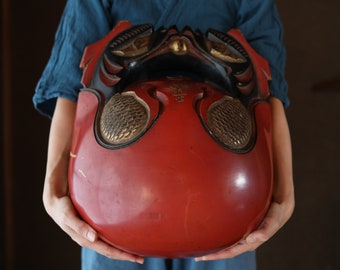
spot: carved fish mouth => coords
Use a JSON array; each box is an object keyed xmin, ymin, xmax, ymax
[{"xmin": 97, "ymin": 24, "xmax": 254, "ymax": 100}]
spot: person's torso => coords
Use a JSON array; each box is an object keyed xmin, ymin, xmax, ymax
[{"xmin": 110, "ymin": 0, "xmax": 240, "ymax": 32}]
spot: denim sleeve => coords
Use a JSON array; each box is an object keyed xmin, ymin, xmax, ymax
[
  {"xmin": 33, "ymin": 0, "xmax": 113, "ymax": 118},
  {"xmin": 236, "ymin": 0, "xmax": 289, "ymax": 107}
]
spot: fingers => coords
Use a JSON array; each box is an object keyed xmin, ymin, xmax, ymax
[
  {"xmin": 47, "ymin": 196, "xmax": 144, "ymax": 264},
  {"xmin": 195, "ymin": 238, "xmax": 259, "ymax": 262},
  {"xmin": 63, "ymin": 212, "xmax": 144, "ymax": 264},
  {"xmin": 66, "ymin": 225, "xmax": 144, "ymax": 264},
  {"xmin": 195, "ymin": 241, "xmax": 255, "ymax": 261},
  {"xmin": 76, "ymin": 234, "xmax": 144, "ymax": 264},
  {"xmin": 57, "ymin": 202, "xmax": 98, "ymax": 242},
  {"xmin": 246, "ymin": 203, "xmax": 283, "ymax": 243},
  {"xmin": 196, "ymin": 200, "xmax": 292, "ymax": 261}
]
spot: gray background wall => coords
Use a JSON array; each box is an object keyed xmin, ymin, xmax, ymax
[{"xmin": 1, "ymin": 0, "xmax": 339, "ymax": 269}]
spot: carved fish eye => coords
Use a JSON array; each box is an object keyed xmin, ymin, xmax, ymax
[
  {"xmin": 111, "ymin": 35, "xmax": 152, "ymax": 57},
  {"xmin": 109, "ymin": 24, "xmax": 154, "ymax": 57},
  {"xmin": 205, "ymin": 30, "xmax": 247, "ymax": 64}
]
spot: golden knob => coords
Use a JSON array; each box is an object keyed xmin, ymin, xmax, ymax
[{"xmin": 169, "ymin": 38, "xmax": 188, "ymax": 55}]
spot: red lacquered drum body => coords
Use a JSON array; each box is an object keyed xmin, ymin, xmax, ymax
[{"xmin": 68, "ymin": 21, "xmax": 273, "ymax": 258}]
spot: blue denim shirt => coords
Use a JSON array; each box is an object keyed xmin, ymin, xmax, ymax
[{"xmin": 33, "ymin": 0, "xmax": 288, "ymax": 118}]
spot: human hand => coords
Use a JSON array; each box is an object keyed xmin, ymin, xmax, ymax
[
  {"xmin": 43, "ymin": 186, "xmax": 144, "ymax": 264},
  {"xmin": 195, "ymin": 193, "xmax": 294, "ymax": 261},
  {"xmin": 196, "ymin": 97, "xmax": 295, "ymax": 261},
  {"xmin": 43, "ymin": 188, "xmax": 144, "ymax": 264},
  {"xmin": 43, "ymin": 98, "xmax": 144, "ymax": 264}
]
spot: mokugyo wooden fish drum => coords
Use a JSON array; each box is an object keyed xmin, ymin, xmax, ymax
[{"xmin": 68, "ymin": 21, "xmax": 273, "ymax": 258}]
